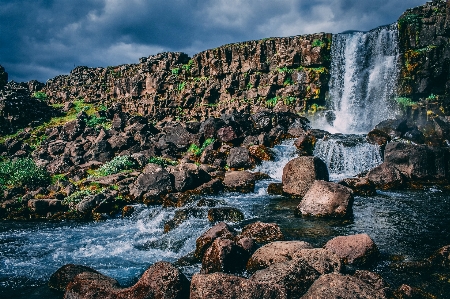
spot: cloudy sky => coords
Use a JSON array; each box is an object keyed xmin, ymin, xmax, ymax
[{"xmin": 1, "ymin": 0, "xmax": 427, "ymax": 82}]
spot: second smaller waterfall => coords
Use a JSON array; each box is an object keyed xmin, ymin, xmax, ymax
[{"xmin": 314, "ymin": 134, "xmax": 382, "ymax": 181}]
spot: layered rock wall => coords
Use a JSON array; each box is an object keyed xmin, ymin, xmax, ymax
[{"xmin": 42, "ymin": 34, "xmax": 332, "ymax": 121}]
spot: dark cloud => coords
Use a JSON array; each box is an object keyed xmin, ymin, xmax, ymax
[{"xmin": 0, "ymin": 0, "xmax": 428, "ymax": 82}]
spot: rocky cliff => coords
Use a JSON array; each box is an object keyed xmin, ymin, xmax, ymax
[{"xmin": 42, "ymin": 34, "xmax": 331, "ymax": 122}]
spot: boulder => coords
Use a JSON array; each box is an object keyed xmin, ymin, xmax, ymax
[
  {"xmin": 28, "ymin": 199, "xmax": 64, "ymax": 214},
  {"xmin": 164, "ymin": 208, "xmax": 206, "ymax": 232},
  {"xmin": 429, "ymin": 244, "xmax": 450, "ymax": 269},
  {"xmin": 190, "ymin": 272, "xmax": 286, "ymax": 299},
  {"xmin": 366, "ymin": 162, "xmax": 406, "ymax": 190},
  {"xmin": 296, "ymin": 180, "xmax": 354, "ymax": 218},
  {"xmin": 301, "ymin": 273, "xmax": 390, "ymax": 299},
  {"xmin": 75, "ymin": 193, "xmax": 107, "ymax": 214},
  {"xmin": 223, "ymin": 171, "xmax": 256, "ymax": 193},
  {"xmin": 248, "ymin": 145, "xmax": 273, "ymax": 161},
  {"xmin": 293, "ymin": 134, "xmax": 316, "ymax": 155},
  {"xmin": 192, "ymin": 178, "xmax": 224, "ymax": 195},
  {"xmin": 201, "ymin": 238, "xmax": 248, "ymax": 274},
  {"xmin": 282, "ymin": 156, "xmax": 329, "ymax": 198},
  {"xmin": 64, "ymin": 261, "xmax": 190, "ymax": 299},
  {"xmin": 267, "ymin": 183, "xmax": 283, "ymax": 195},
  {"xmin": 339, "ymin": 177, "xmax": 376, "ymax": 196},
  {"xmin": 367, "ymin": 129, "xmax": 391, "ymax": 146},
  {"xmin": 129, "ymin": 163, "xmax": 173, "ymax": 201},
  {"xmin": 292, "ymin": 248, "xmax": 343, "ymax": 274},
  {"xmin": 170, "ymin": 163, "xmax": 211, "ymax": 192},
  {"xmin": 324, "ymin": 234, "xmax": 379, "ymax": 267},
  {"xmin": 216, "ymin": 126, "xmax": 238, "ymax": 143},
  {"xmin": 375, "ymin": 118, "xmax": 408, "ymax": 138},
  {"xmin": 240, "ymin": 221, "xmax": 284, "ymax": 244},
  {"xmin": 226, "ymin": 147, "xmax": 253, "ymax": 169},
  {"xmin": 246, "ymin": 241, "xmax": 313, "ymax": 273},
  {"xmin": 195, "ymin": 222, "xmax": 236, "ymax": 260},
  {"xmin": 49, "ymin": 264, "xmax": 101, "ymax": 292},
  {"xmin": 207, "ymin": 207, "xmax": 244, "ymax": 223},
  {"xmin": 250, "ymin": 259, "xmax": 320, "ymax": 299}
]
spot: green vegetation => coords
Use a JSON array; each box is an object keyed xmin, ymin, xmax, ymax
[
  {"xmin": 283, "ymin": 77, "xmax": 294, "ymax": 86},
  {"xmin": 172, "ymin": 68, "xmax": 180, "ymax": 76},
  {"xmin": 311, "ymin": 39, "xmax": 325, "ymax": 48},
  {"xmin": 266, "ymin": 96, "xmax": 280, "ymax": 108},
  {"xmin": 148, "ymin": 156, "xmax": 178, "ymax": 167},
  {"xmin": 395, "ymin": 97, "xmax": 416, "ymax": 109},
  {"xmin": 188, "ymin": 138, "xmax": 216, "ymax": 156},
  {"xmin": 51, "ymin": 174, "xmax": 67, "ymax": 184},
  {"xmin": 276, "ymin": 67, "xmax": 293, "ymax": 74},
  {"xmin": 0, "ymin": 158, "xmax": 50, "ymax": 190},
  {"xmin": 89, "ymin": 155, "xmax": 138, "ymax": 178},
  {"xmin": 33, "ymin": 91, "xmax": 47, "ymax": 100},
  {"xmin": 283, "ymin": 96, "xmax": 296, "ymax": 105},
  {"xmin": 86, "ymin": 115, "xmax": 111, "ymax": 129},
  {"xmin": 246, "ymin": 83, "xmax": 253, "ymax": 89},
  {"xmin": 63, "ymin": 189, "xmax": 94, "ymax": 206},
  {"xmin": 178, "ymin": 82, "xmax": 187, "ymax": 91},
  {"xmin": 182, "ymin": 60, "xmax": 194, "ymax": 72}
]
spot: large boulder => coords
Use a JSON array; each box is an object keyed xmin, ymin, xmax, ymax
[
  {"xmin": 129, "ymin": 163, "xmax": 173, "ymax": 202},
  {"xmin": 190, "ymin": 272, "xmax": 286, "ymax": 299},
  {"xmin": 195, "ymin": 222, "xmax": 236, "ymax": 260},
  {"xmin": 339, "ymin": 177, "xmax": 376, "ymax": 196},
  {"xmin": 49, "ymin": 264, "xmax": 101, "ymax": 292},
  {"xmin": 226, "ymin": 147, "xmax": 253, "ymax": 169},
  {"xmin": 324, "ymin": 234, "xmax": 379, "ymax": 267},
  {"xmin": 200, "ymin": 238, "xmax": 248, "ymax": 274},
  {"xmin": 240, "ymin": 221, "xmax": 284, "ymax": 244},
  {"xmin": 366, "ymin": 162, "xmax": 405, "ymax": 190},
  {"xmin": 301, "ymin": 272, "xmax": 390, "ymax": 299},
  {"xmin": 282, "ymin": 156, "xmax": 329, "ymax": 198},
  {"xmin": 223, "ymin": 171, "xmax": 256, "ymax": 193},
  {"xmin": 246, "ymin": 241, "xmax": 313, "ymax": 273},
  {"xmin": 64, "ymin": 261, "xmax": 190, "ymax": 299},
  {"xmin": 296, "ymin": 180, "xmax": 354, "ymax": 218},
  {"xmin": 292, "ymin": 248, "xmax": 343, "ymax": 274},
  {"xmin": 207, "ymin": 207, "xmax": 244, "ymax": 223},
  {"xmin": 169, "ymin": 162, "xmax": 211, "ymax": 192},
  {"xmin": 250, "ymin": 259, "xmax": 320, "ymax": 299}
]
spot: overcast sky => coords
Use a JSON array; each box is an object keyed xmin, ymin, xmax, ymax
[{"xmin": 0, "ymin": 0, "xmax": 428, "ymax": 83}]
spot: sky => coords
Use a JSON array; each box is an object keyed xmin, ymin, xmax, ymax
[{"xmin": 0, "ymin": 0, "xmax": 428, "ymax": 83}]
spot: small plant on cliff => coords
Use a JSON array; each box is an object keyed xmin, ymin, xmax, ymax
[
  {"xmin": 427, "ymin": 93, "xmax": 437, "ymax": 101},
  {"xmin": 246, "ymin": 83, "xmax": 253, "ymax": 89},
  {"xmin": 171, "ymin": 68, "xmax": 180, "ymax": 76},
  {"xmin": 283, "ymin": 96, "xmax": 296, "ymax": 105},
  {"xmin": 188, "ymin": 138, "xmax": 216, "ymax": 157},
  {"xmin": 182, "ymin": 60, "xmax": 194, "ymax": 72},
  {"xmin": 90, "ymin": 155, "xmax": 138, "ymax": 178},
  {"xmin": 311, "ymin": 39, "xmax": 325, "ymax": 48},
  {"xmin": 63, "ymin": 189, "xmax": 94, "ymax": 206},
  {"xmin": 86, "ymin": 115, "xmax": 111, "ymax": 129},
  {"xmin": 283, "ymin": 77, "xmax": 293, "ymax": 86},
  {"xmin": 395, "ymin": 97, "xmax": 415, "ymax": 109},
  {"xmin": 33, "ymin": 91, "xmax": 47, "ymax": 101},
  {"xmin": 266, "ymin": 96, "xmax": 279, "ymax": 108},
  {"xmin": 0, "ymin": 158, "xmax": 50, "ymax": 190},
  {"xmin": 277, "ymin": 67, "xmax": 293, "ymax": 74},
  {"xmin": 178, "ymin": 82, "xmax": 187, "ymax": 91},
  {"xmin": 148, "ymin": 156, "xmax": 178, "ymax": 167}
]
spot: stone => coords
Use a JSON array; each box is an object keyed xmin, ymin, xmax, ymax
[
  {"xmin": 28, "ymin": 199, "xmax": 64, "ymax": 214},
  {"xmin": 292, "ymin": 248, "xmax": 343, "ymax": 274},
  {"xmin": 129, "ymin": 163, "xmax": 173, "ymax": 200},
  {"xmin": 366, "ymin": 162, "xmax": 406, "ymax": 190},
  {"xmin": 216, "ymin": 126, "xmax": 238, "ymax": 143},
  {"xmin": 248, "ymin": 145, "xmax": 273, "ymax": 161},
  {"xmin": 246, "ymin": 241, "xmax": 313, "ymax": 273},
  {"xmin": 64, "ymin": 261, "xmax": 190, "ymax": 299},
  {"xmin": 367, "ymin": 129, "xmax": 391, "ymax": 146},
  {"xmin": 190, "ymin": 272, "xmax": 287, "ymax": 299},
  {"xmin": 226, "ymin": 147, "xmax": 253, "ymax": 169},
  {"xmin": 200, "ymin": 237, "xmax": 248, "ymax": 274},
  {"xmin": 170, "ymin": 162, "xmax": 211, "ymax": 192},
  {"xmin": 223, "ymin": 171, "xmax": 256, "ymax": 193},
  {"xmin": 49, "ymin": 264, "xmax": 101, "ymax": 292},
  {"xmin": 207, "ymin": 207, "xmax": 244, "ymax": 223},
  {"xmin": 293, "ymin": 134, "xmax": 316, "ymax": 155},
  {"xmin": 240, "ymin": 221, "xmax": 284, "ymax": 244},
  {"xmin": 250, "ymin": 258, "xmax": 320, "ymax": 299},
  {"xmin": 301, "ymin": 273, "xmax": 389, "ymax": 299},
  {"xmin": 195, "ymin": 222, "xmax": 236, "ymax": 260},
  {"xmin": 375, "ymin": 119, "xmax": 408, "ymax": 138},
  {"xmin": 75, "ymin": 193, "xmax": 107, "ymax": 214},
  {"xmin": 282, "ymin": 156, "xmax": 329, "ymax": 198},
  {"xmin": 296, "ymin": 180, "xmax": 354, "ymax": 218},
  {"xmin": 429, "ymin": 244, "xmax": 450, "ymax": 269},
  {"xmin": 267, "ymin": 182, "xmax": 283, "ymax": 195},
  {"xmin": 339, "ymin": 177, "xmax": 376, "ymax": 196},
  {"xmin": 324, "ymin": 234, "xmax": 379, "ymax": 267},
  {"xmin": 393, "ymin": 284, "xmax": 436, "ymax": 299},
  {"xmin": 164, "ymin": 208, "xmax": 205, "ymax": 232}
]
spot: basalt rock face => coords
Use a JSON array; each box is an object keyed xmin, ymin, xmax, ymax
[
  {"xmin": 42, "ymin": 34, "xmax": 332, "ymax": 121},
  {"xmin": 0, "ymin": 65, "xmax": 7, "ymax": 90},
  {"xmin": 397, "ymin": 0, "xmax": 450, "ymax": 113}
]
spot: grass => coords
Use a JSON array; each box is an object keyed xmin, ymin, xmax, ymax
[
  {"xmin": 311, "ymin": 39, "xmax": 325, "ymax": 48},
  {"xmin": 396, "ymin": 97, "xmax": 416, "ymax": 109},
  {"xmin": 89, "ymin": 155, "xmax": 138, "ymax": 178},
  {"xmin": 0, "ymin": 157, "xmax": 50, "ymax": 190},
  {"xmin": 33, "ymin": 91, "xmax": 47, "ymax": 100},
  {"xmin": 187, "ymin": 138, "xmax": 216, "ymax": 157},
  {"xmin": 266, "ymin": 96, "xmax": 280, "ymax": 108},
  {"xmin": 148, "ymin": 156, "xmax": 178, "ymax": 167}
]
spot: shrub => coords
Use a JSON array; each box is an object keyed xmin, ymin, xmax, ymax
[
  {"xmin": 33, "ymin": 91, "xmax": 47, "ymax": 100},
  {"xmin": 266, "ymin": 96, "xmax": 279, "ymax": 108},
  {"xmin": 63, "ymin": 189, "xmax": 93, "ymax": 206},
  {"xmin": 0, "ymin": 158, "xmax": 50, "ymax": 189},
  {"xmin": 311, "ymin": 39, "xmax": 325, "ymax": 48},
  {"xmin": 148, "ymin": 156, "xmax": 178, "ymax": 167},
  {"xmin": 188, "ymin": 138, "xmax": 216, "ymax": 157},
  {"xmin": 396, "ymin": 97, "xmax": 415, "ymax": 108},
  {"xmin": 91, "ymin": 156, "xmax": 138, "ymax": 177}
]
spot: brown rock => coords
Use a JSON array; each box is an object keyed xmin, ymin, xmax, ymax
[
  {"xmin": 429, "ymin": 244, "xmax": 450, "ymax": 269},
  {"xmin": 246, "ymin": 241, "xmax": 313, "ymax": 273},
  {"xmin": 216, "ymin": 126, "xmax": 238, "ymax": 143},
  {"xmin": 324, "ymin": 234, "xmax": 379, "ymax": 266},
  {"xmin": 294, "ymin": 134, "xmax": 316, "ymax": 155},
  {"xmin": 240, "ymin": 221, "xmax": 284, "ymax": 244},
  {"xmin": 292, "ymin": 248, "xmax": 343, "ymax": 274},
  {"xmin": 282, "ymin": 156, "xmax": 329, "ymax": 198},
  {"xmin": 49, "ymin": 264, "xmax": 101, "ymax": 292},
  {"xmin": 366, "ymin": 162, "xmax": 405, "ymax": 190},
  {"xmin": 339, "ymin": 177, "xmax": 376, "ymax": 196},
  {"xmin": 207, "ymin": 207, "xmax": 244, "ymax": 223},
  {"xmin": 296, "ymin": 180, "xmax": 354, "ymax": 218},
  {"xmin": 129, "ymin": 163, "xmax": 173, "ymax": 201},
  {"xmin": 367, "ymin": 129, "xmax": 391, "ymax": 146},
  {"xmin": 223, "ymin": 171, "xmax": 256, "ymax": 193},
  {"xmin": 301, "ymin": 273, "xmax": 389, "ymax": 299},
  {"xmin": 393, "ymin": 284, "xmax": 435, "ymax": 299},
  {"xmin": 250, "ymin": 258, "xmax": 320, "ymax": 299},
  {"xmin": 267, "ymin": 182, "xmax": 283, "ymax": 195},
  {"xmin": 201, "ymin": 238, "xmax": 248, "ymax": 274},
  {"xmin": 190, "ymin": 272, "xmax": 287, "ymax": 299},
  {"xmin": 194, "ymin": 222, "xmax": 236, "ymax": 260},
  {"xmin": 248, "ymin": 145, "xmax": 273, "ymax": 161},
  {"xmin": 226, "ymin": 147, "xmax": 253, "ymax": 169}
]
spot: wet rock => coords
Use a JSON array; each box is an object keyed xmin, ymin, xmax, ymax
[
  {"xmin": 226, "ymin": 147, "xmax": 253, "ymax": 169},
  {"xmin": 429, "ymin": 244, "xmax": 450, "ymax": 269},
  {"xmin": 294, "ymin": 134, "xmax": 316, "ymax": 155},
  {"xmin": 393, "ymin": 284, "xmax": 436, "ymax": 299},
  {"xmin": 190, "ymin": 272, "xmax": 287, "ymax": 299},
  {"xmin": 75, "ymin": 193, "xmax": 107, "ymax": 214},
  {"xmin": 240, "ymin": 221, "xmax": 284, "ymax": 244},
  {"xmin": 367, "ymin": 129, "xmax": 391, "ymax": 146},
  {"xmin": 375, "ymin": 119, "xmax": 408, "ymax": 138},
  {"xmin": 403, "ymin": 127, "xmax": 425, "ymax": 144},
  {"xmin": 192, "ymin": 178, "xmax": 224, "ymax": 195},
  {"xmin": 207, "ymin": 207, "xmax": 244, "ymax": 223},
  {"xmin": 282, "ymin": 156, "xmax": 329, "ymax": 198},
  {"xmin": 267, "ymin": 182, "xmax": 283, "ymax": 195},
  {"xmin": 121, "ymin": 205, "xmax": 135, "ymax": 218},
  {"xmin": 292, "ymin": 248, "xmax": 343, "ymax": 274},
  {"xmin": 162, "ymin": 192, "xmax": 195, "ymax": 208},
  {"xmin": 49, "ymin": 264, "xmax": 101, "ymax": 292},
  {"xmin": 250, "ymin": 258, "xmax": 320, "ymax": 299},
  {"xmin": 64, "ymin": 261, "xmax": 190, "ymax": 299},
  {"xmin": 129, "ymin": 163, "xmax": 173, "ymax": 201},
  {"xmin": 246, "ymin": 241, "xmax": 313, "ymax": 273},
  {"xmin": 28, "ymin": 199, "xmax": 65, "ymax": 214},
  {"xmin": 296, "ymin": 180, "xmax": 354, "ymax": 218},
  {"xmin": 170, "ymin": 162, "xmax": 211, "ymax": 192},
  {"xmin": 201, "ymin": 237, "xmax": 248, "ymax": 274},
  {"xmin": 302, "ymin": 273, "xmax": 390, "ymax": 299},
  {"xmin": 164, "ymin": 208, "xmax": 205, "ymax": 233},
  {"xmin": 248, "ymin": 145, "xmax": 273, "ymax": 161},
  {"xmin": 366, "ymin": 162, "xmax": 406, "ymax": 190},
  {"xmin": 216, "ymin": 126, "xmax": 238, "ymax": 143},
  {"xmin": 195, "ymin": 222, "xmax": 236, "ymax": 260},
  {"xmin": 339, "ymin": 177, "xmax": 376, "ymax": 196},
  {"xmin": 324, "ymin": 234, "xmax": 379, "ymax": 267},
  {"xmin": 223, "ymin": 171, "xmax": 256, "ymax": 193}
]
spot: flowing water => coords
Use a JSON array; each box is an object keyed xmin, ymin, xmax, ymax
[{"xmin": 1, "ymin": 141, "xmax": 450, "ymax": 298}]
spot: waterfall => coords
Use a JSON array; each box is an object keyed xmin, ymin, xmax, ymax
[
  {"xmin": 325, "ymin": 24, "xmax": 400, "ymax": 134},
  {"xmin": 313, "ymin": 134, "xmax": 383, "ymax": 181}
]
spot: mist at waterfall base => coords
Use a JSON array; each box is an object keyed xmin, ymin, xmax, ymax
[{"xmin": 1, "ymin": 141, "xmax": 450, "ymax": 298}]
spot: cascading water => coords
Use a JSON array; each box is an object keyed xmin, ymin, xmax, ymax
[
  {"xmin": 313, "ymin": 134, "xmax": 383, "ymax": 181},
  {"xmin": 323, "ymin": 23, "xmax": 400, "ymax": 134}
]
